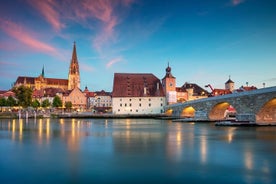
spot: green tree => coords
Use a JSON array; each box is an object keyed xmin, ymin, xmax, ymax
[
  {"xmin": 0, "ymin": 97, "xmax": 7, "ymax": 106},
  {"xmin": 31, "ymin": 99, "xmax": 40, "ymax": 109},
  {"xmin": 6, "ymin": 96, "xmax": 17, "ymax": 107},
  {"xmin": 65, "ymin": 101, "xmax": 72, "ymax": 112},
  {"xmin": 42, "ymin": 99, "xmax": 51, "ymax": 108},
  {"xmin": 52, "ymin": 95, "xmax": 62, "ymax": 108},
  {"xmin": 13, "ymin": 86, "xmax": 33, "ymax": 108}
]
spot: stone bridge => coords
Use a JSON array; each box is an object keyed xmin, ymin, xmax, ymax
[{"xmin": 164, "ymin": 86, "xmax": 276, "ymax": 124}]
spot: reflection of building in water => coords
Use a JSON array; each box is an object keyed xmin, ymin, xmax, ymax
[{"xmin": 112, "ymin": 120, "xmax": 165, "ymax": 154}]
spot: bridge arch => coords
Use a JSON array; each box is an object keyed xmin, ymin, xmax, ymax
[
  {"xmin": 256, "ymin": 97, "xmax": 276, "ymax": 123},
  {"xmin": 209, "ymin": 102, "xmax": 236, "ymax": 121},
  {"xmin": 165, "ymin": 108, "xmax": 173, "ymax": 116},
  {"xmin": 181, "ymin": 106, "xmax": 195, "ymax": 118}
]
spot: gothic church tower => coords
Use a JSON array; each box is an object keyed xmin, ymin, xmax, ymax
[{"xmin": 68, "ymin": 42, "xmax": 80, "ymax": 90}]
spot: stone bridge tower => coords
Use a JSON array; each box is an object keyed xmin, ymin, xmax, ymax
[{"xmin": 68, "ymin": 42, "xmax": 80, "ymax": 90}]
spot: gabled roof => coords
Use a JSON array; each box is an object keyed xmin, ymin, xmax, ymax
[
  {"xmin": 181, "ymin": 82, "xmax": 209, "ymax": 96},
  {"xmin": 112, "ymin": 73, "xmax": 165, "ymax": 97}
]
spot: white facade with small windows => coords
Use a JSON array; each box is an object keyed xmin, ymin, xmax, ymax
[
  {"xmin": 112, "ymin": 97, "xmax": 165, "ymax": 114},
  {"xmin": 112, "ymin": 73, "xmax": 166, "ymax": 115}
]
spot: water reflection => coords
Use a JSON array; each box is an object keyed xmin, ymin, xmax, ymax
[{"xmin": 0, "ymin": 119, "xmax": 275, "ymax": 183}]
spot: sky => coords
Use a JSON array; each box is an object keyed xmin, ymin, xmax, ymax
[{"xmin": 1, "ymin": 0, "xmax": 276, "ymax": 92}]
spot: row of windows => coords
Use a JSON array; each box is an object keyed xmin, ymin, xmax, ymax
[
  {"xmin": 120, "ymin": 103, "xmax": 163, "ymax": 107},
  {"xmin": 119, "ymin": 98, "xmax": 163, "ymax": 102},
  {"xmin": 117, "ymin": 109, "xmax": 164, "ymax": 113}
]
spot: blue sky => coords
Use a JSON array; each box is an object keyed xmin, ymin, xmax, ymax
[{"xmin": 1, "ymin": 0, "xmax": 276, "ymax": 92}]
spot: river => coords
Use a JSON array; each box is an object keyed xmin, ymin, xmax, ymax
[{"xmin": 0, "ymin": 118, "xmax": 275, "ymax": 184}]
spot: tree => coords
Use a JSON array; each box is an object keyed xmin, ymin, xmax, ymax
[
  {"xmin": 0, "ymin": 97, "xmax": 7, "ymax": 106},
  {"xmin": 52, "ymin": 95, "xmax": 62, "ymax": 108},
  {"xmin": 31, "ymin": 99, "xmax": 40, "ymax": 109},
  {"xmin": 13, "ymin": 86, "xmax": 33, "ymax": 108},
  {"xmin": 6, "ymin": 96, "xmax": 17, "ymax": 107},
  {"xmin": 65, "ymin": 101, "xmax": 72, "ymax": 112},
  {"xmin": 42, "ymin": 99, "xmax": 51, "ymax": 108}
]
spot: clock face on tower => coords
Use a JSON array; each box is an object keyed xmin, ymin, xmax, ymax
[{"xmin": 169, "ymin": 83, "xmax": 173, "ymax": 87}]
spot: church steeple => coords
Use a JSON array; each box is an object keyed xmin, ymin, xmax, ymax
[{"xmin": 68, "ymin": 41, "xmax": 80, "ymax": 90}]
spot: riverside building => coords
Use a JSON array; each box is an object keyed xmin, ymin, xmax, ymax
[{"xmin": 112, "ymin": 73, "xmax": 166, "ymax": 114}]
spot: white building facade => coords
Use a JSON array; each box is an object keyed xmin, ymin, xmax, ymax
[{"xmin": 112, "ymin": 73, "xmax": 166, "ymax": 115}]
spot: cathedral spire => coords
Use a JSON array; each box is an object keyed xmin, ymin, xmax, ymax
[
  {"xmin": 68, "ymin": 41, "xmax": 80, "ymax": 90},
  {"xmin": 41, "ymin": 65, "xmax": 45, "ymax": 77}
]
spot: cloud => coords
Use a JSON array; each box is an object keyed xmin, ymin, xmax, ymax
[
  {"xmin": 231, "ymin": 0, "xmax": 245, "ymax": 6},
  {"xmin": 0, "ymin": 18, "xmax": 58, "ymax": 56},
  {"xmin": 106, "ymin": 57, "xmax": 123, "ymax": 68},
  {"xmin": 28, "ymin": 0, "xmax": 64, "ymax": 32}
]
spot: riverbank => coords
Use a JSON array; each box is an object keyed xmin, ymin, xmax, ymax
[{"xmin": 0, "ymin": 111, "xmax": 171, "ymax": 119}]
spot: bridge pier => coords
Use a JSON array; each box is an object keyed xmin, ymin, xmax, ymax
[{"xmin": 236, "ymin": 113, "xmax": 256, "ymax": 122}]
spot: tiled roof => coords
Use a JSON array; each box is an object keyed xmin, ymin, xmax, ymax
[
  {"xmin": 46, "ymin": 78, "xmax": 68, "ymax": 85},
  {"xmin": 0, "ymin": 90, "xmax": 15, "ymax": 97},
  {"xmin": 112, "ymin": 73, "xmax": 165, "ymax": 97},
  {"xmin": 225, "ymin": 79, "xmax": 234, "ymax": 84},
  {"xmin": 95, "ymin": 90, "xmax": 111, "ymax": 96},
  {"xmin": 15, "ymin": 76, "xmax": 35, "ymax": 84},
  {"xmin": 15, "ymin": 76, "xmax": 68, "ymax": 86},
  {"xmin": 181, "ymin": 82, "xmax": 209, "ymax": 96}
]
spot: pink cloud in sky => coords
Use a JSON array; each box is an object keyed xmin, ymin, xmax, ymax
[
  {"xmin": 28, "ymin": 0, "xmax": 64, "ymax": 32},
  {"xmin": 231, "ymin": 0, "xmax": 245, "ymax": 6},
  {"xmin": 106, "ymin": 57, "xmax": 123, "ymax": 68},
  {"xmin": 0, "ymin": 18, "xmax": 58, "ymax": 56}
]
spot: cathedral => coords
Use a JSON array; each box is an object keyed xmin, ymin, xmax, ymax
[{"xmin": 14, "ymin": 42, "xmax": 80, "ymax": 91}]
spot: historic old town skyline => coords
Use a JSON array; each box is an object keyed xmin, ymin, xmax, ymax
[{"xmin": 1, "ymin": 0, "xmax": 276, "ymax": 91}]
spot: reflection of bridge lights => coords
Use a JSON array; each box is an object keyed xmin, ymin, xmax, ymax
[
  {"xmin": 200, "ymin": 137, "xmax": 207, "ymax": 164},
  {"xmin": 244, "ymin": 150, "xmax": 253, "ymax": 170},
  {"xmin": 19, "ymin": 119, "xmax": 23, "ymax": 141},
  {"xmin": 227, "ymin": 128, "xmax": 236, "ymax": 143}
]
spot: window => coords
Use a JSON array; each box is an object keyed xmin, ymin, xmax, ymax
[
  {"xmin": 136, "ymin": 110, "xmax": 138, "ymax": 112},
  {"xmin": 149, "ymin": 98, "xmax": 151, "ymax": 101},
  {"xmin": 161, "ymin": 98, "xmax": 163, "ymax": 101},
  {"xmin": 129, "ymin": 103, "xmax": 132, "ymax": 107},
  {"xmin": 118, "ymin": 109, "xmax": 120, "ymax": 112},
  {"xmin": 149, "ymin": 103, "xmax": 151, "ymax": 107},
  {"xmin": 161, "ymin": 103, "xmax": 163, "ymax": 106},
  {"xmin": 139, "ymin": 103, "xmax": 141, "ymax": 107},
  {"xmin": 125, "ymin": 103, "xmax": 127, "ymax": 107},
  {"xmin": 129, "ymin": 99, "xmax": 131, "ymax": 101},
  {"xmin": 120, "ymin": 104, "xmax": 122, "ymax": 107},
  {"xmin": 139, "ymin": 98, "xmax": 141, "ymax": 101}
]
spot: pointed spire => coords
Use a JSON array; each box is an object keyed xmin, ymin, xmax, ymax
[
  {"xmin": 42, "ymin": 65, "xmax": 45, "ymax": 77},
  {"xmin": 68, "ymin": 41, "xmax": 80, "ymax": 90}
]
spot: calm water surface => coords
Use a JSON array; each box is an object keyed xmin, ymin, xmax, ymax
[{"xmin": 0, "ymin": 118, "xmax": 275, "ymax": 184}]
